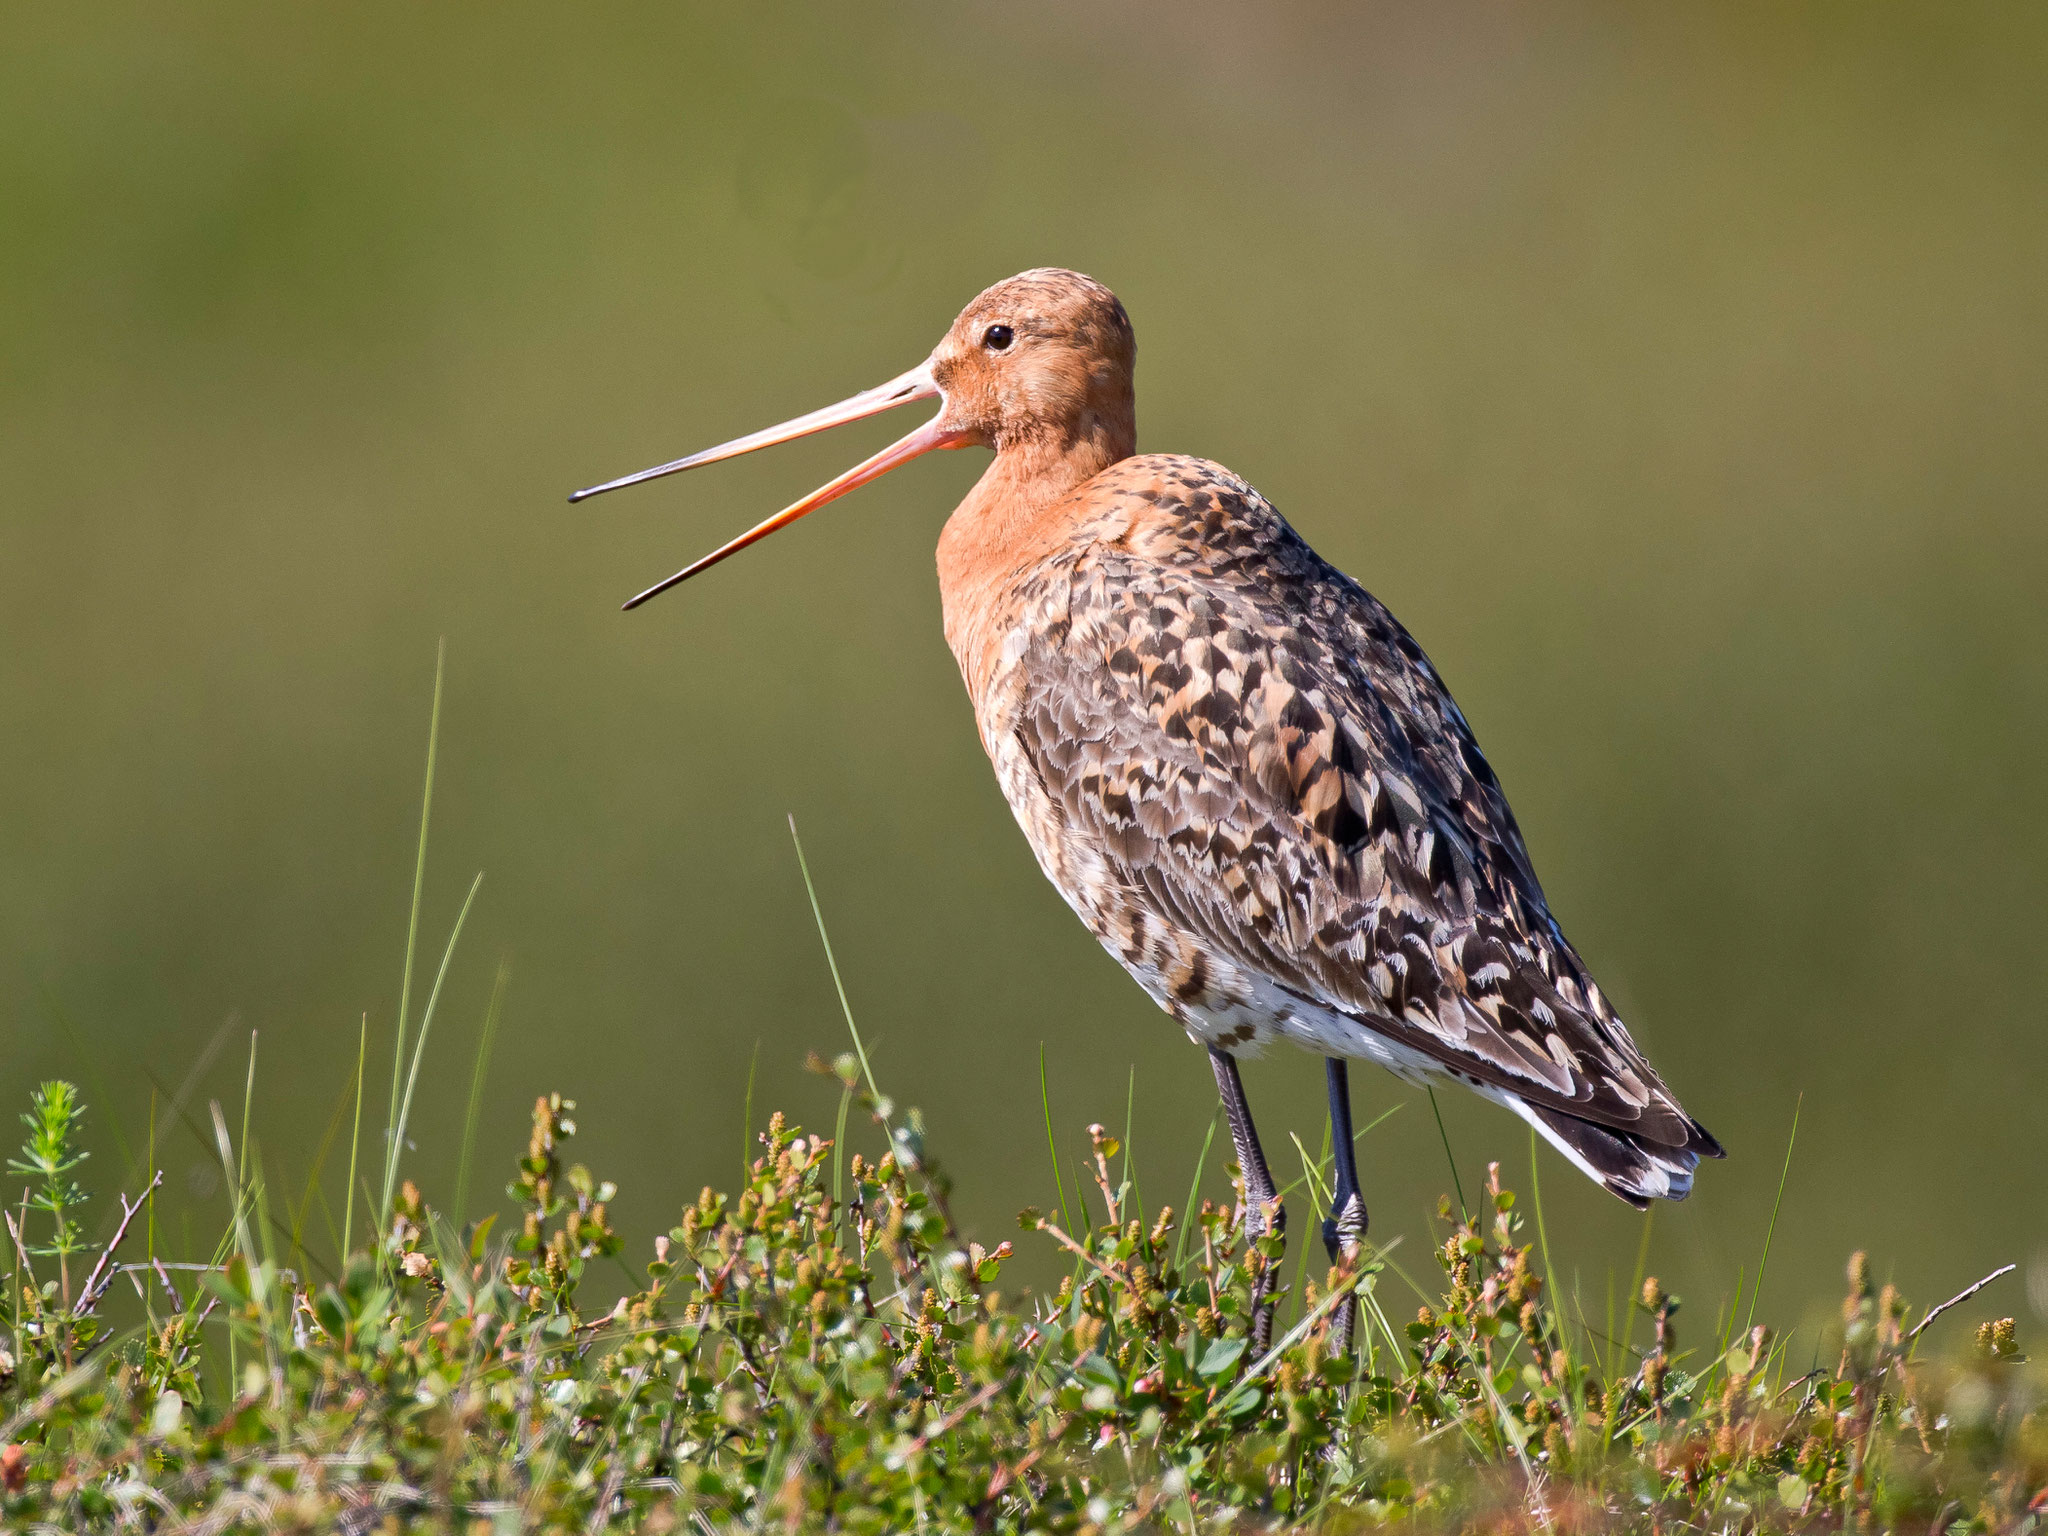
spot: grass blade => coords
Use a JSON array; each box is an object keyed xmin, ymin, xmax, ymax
[
  {"xmin": 1743, "ymin": 1093, "xmax": 1801, "ymax": 1337},
  {"xmin": 238, "ymin": 1030, "xmax": 258, "ymax": 1195},
  {"xmin": 786, "ymin": 818, "xmax": 881, "ymax": 1109},
  {"xmin": 1119, "ymin": 1066, "xmax": 1140, "ymax": 1213},
  {"xmin": 741, "ymin": 1039, "xmax": 761, "ymax": 1179},
  {"xmin": 1287, "ymin": 1121, "xmax": 1334, "ymax": 1322},
  {"xmin": 342, "ymin": 1015, "xmax": 367, "ymax": 1259},
  {"xmin": 1039, "ymin": 1044, "xmax": 1076, "ymax": 1240},
  {"xmin": 291, "ymin": 1071, "xmax": 362, "ymax": 1267},
  {"xmin": 1173, "ymin": 1108, "xmax": 1220, "ymax": 1271},
  {"xmin": 1528, "ymin": 1125, "xmax": 1555, "ymax": 1292},
  {"xmin": 1614, "ymin": 1203, "xmax": 1656, "ymax": 1395},
  {"xmin": 145, "ymin": 1090, "xmax": 158, "ymax": 1318},
  {"xmin": 382, "ymin": 870, "xmax": 484, "ymax": 1225},
  {"xmin": 831, "ymin": 1083, "xmax": 852, "ymax": 1211},
  {"xmin": 1427, "ymin": 1087, "xmax": 1468, "ymax": 1221},
  {"xmin": 454, "ymin": 958, "xmax": 511, "ymax": 1229},
  {"xmin": 386, "ymin": 640, "xmax": 447, "ymax": 1208},
  {"xmin": 786, "ymin": 817, "xmax": 956, "ymax": 1242},
  {"xmin": 211, "ymin": 1100, "xmax": 276, "ymax": 1385}
]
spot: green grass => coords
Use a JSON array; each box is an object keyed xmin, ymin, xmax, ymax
[
  {"xmin": 2, "ymin": 1058, "xmax": 2041, "ymax": 1533},
  {"xmin": 1, "ymin": 678, "xmax": 2040, "ymax": 1533}
]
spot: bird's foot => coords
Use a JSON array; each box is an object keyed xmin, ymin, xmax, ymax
[
  {"xmin": 1321, "ymin": 1193, "xmax": 1368, "ymax": 1362},
  {"xmin": 1319, "ymin": 1192, "xmax": 1368, "ymax": 1266}
]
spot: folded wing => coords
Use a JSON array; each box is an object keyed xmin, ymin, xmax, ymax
[{"xmin": 1009, "ymin": 456, "xmax": 1719, "ymax": 1162}]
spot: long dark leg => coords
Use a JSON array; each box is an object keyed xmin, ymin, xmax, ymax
[
  {"xmin": 1209, "ymin": 1047, "xmax": 1285, "ymax": 1354},
  {"xmin": 1323, "ymin": 1058, "xmax": 1369, "ymax": 1356}
]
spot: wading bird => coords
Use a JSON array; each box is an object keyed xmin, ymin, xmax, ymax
[{"xmin": 573, "ymin": 270, "xmax": 1721, "ymax": 1351}]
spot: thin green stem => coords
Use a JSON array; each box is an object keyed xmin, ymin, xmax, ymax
[
  {"xmin": 291, "ymin": 1074, "xmax": 359, "ymax": 1270},
  {"xmin": 831, "ymin": 1084, "xmax": 852, "ymax": 1213},
  {"xmin": 145, "ymin": 1089, "xmax": 158, "ymax": 1329},
  {"xmin": 454, "ymin": 959, "xmax": 511, "ymax": 1229},
  {"xmin": 1612, "ymin": 1203, "xmax": 1657, "ymax": 1427},
  {"xmin": 1038, "ymin": 1045, "xmax": 1075, "ymax": 1240},
  {"xmin": 1528, "ymin": 1125, "xmax": 1555, "ymax": 1292},
  {"xmin": 342, "ymin": 1015, "xmax": 367, "ymax": 1260},
  {"xmin": 383, "ymin": 870, "xmax": 484, "ymax": 1226},
  {"xmin": 741, "ymin": 1040, "xmax": 761, "ymax": 1178},
  {"xmin": 1288, "ymin": 1120, "xmax": 1334, "ymax": 1323},
  {"xmin": 238, "ymin": 1030, "xmax": 258, "ymax": 1194},
  {"xmin": 1427, "ymin": 1087, "xmax": 1468, "ymax": 1221},
  {"xmin": 1119, "ymin": 1066, "xmax": 1139, "ymax": 1213},
  {"xmin": 386, "ymin": 640, "xmax": 446, "ymax": 1206},
  {"xmin": 1744, "ymin": 1093, "xmax": 1801, "ymax": 1337},
  {"xmin": 1173, "ymin": 1109, "xmax": 1220, "ymax": 1272},
  {"xmin": 787, "ymin": 818, "xmax": 883, "ymax": 1115}
]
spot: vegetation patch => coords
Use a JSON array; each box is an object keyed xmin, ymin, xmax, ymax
[{"xmin": 2, "ymin": 1057, "xmax": 2040, "ymax": 1533}]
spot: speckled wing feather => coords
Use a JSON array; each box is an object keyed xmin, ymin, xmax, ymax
[{"xmin": 1000, "ymin": 455, "xmax": 1718, "ymax": 1162}]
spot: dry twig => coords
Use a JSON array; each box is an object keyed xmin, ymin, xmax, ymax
[
  {"xmin": 1908, "ymin": 1263, "xmax": 2016, "ymax": 1344},
  {"xmin": 76, "ymin": 1172, "xmax": 164, "ymax": 1314}
]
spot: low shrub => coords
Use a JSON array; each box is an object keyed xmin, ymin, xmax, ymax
[{"xmin": 2, "ymin": 1065, "xmax": 2040, "ymax": 1532}]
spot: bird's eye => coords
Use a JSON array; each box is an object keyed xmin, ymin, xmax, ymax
[{"xmin": 982, "ymin": 324, "xmax": 1014, "ymax": 351}]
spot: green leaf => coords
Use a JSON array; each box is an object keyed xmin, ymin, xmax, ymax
[
  {"xmin": 1076, "ymin": 1352, "xmax": 1122, "ymax": 1392},
  {"xmin": 312, "ymin": 1288, "xmax": 349, "ymax": 1340},
  {"xmin": 1196, "ymin": 1337, "xmax": 1246, "ymax": 1379}
]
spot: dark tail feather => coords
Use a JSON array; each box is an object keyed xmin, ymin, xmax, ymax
[{"xmin": 1516, "ymin": 1101, "xmax": 1722, "ymax": 1209}]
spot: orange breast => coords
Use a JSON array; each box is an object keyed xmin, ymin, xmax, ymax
[{"xmin": 934, "ymin": 444, "xmax": 1147, "ymax": 713}]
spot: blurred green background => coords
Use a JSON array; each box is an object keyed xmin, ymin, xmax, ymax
[{"xmin": 5, "ymin": 2, "xmax": 2045, "ymax": 1333}]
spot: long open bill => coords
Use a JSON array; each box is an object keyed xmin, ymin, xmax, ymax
[{"xmin": 568, "ymin": 361, "xmax": 971, "ymax": 610}]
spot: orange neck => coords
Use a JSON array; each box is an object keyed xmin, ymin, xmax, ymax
[{"xmin": 936, "ymin": 430, "xmax": 1133, "ymax": 703}]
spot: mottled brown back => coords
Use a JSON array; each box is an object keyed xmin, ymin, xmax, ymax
[{"xmin": 973, "ymin": 453, "xmax": 1720, "ymax": 1161}]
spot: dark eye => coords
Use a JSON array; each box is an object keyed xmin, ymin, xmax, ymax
[{"xmin": 982, "ymin": 324, "xmax": 1014, "ymax": 351}]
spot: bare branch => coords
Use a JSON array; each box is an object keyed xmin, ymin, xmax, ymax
[
  {"xmin": 1908, "ymin": 1263, "xmax": 2016, "ymax": 1343},
  {"xmin": 150, "ymin": 1256, "xmax": 187, "ymax": 1310},
  {"xmin": 3, "ymin": 1209, "xmax": 34, "ymax": 1272},
  {"xmin": 75, "ymin": 1172, "xmax": 164, "ymax": 1315},
  {"xmin": 1036, "ymin": 1220, "xmax": 1121, "ymax": 1282}
]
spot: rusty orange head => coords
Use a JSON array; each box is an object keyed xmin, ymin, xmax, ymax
[{"xmin": 571, "ymin": 268, "xmax": 1135, "ymax": 608}]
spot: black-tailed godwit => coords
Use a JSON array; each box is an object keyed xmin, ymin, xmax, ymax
[{"xmin": 573, "ymin": 269, "xmax": 1722, "ymax": 1350}]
